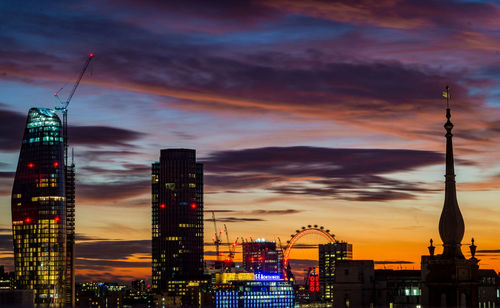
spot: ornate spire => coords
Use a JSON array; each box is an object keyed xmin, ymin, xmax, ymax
[{"xmin": 438, "ymin": 86, "xmax": 465, "ymax": 259}]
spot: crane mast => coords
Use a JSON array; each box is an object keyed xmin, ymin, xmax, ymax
[
  {"xmin": 211, "ymin": 210, "xmax": 222, "ymax": 265},
  {"xmin": 55, "ymin": 53, "xmax": 94, "ymax": 167}
]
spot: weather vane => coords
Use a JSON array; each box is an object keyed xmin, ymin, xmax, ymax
[{"xmin": 442, "ymin": 85, "xmax": 450, "ymax": 108}]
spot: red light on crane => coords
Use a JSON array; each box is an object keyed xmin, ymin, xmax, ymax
[
  {"xmin": 89, "ymin": 53, "xmax": 94, "ymax": 58},
  {"xmin": 160, "ymin": 204, "xmax": 166, "ymax": 209},
  {"xmin": 28, "ymin": 163, "xmax": 34, "ymax": 168},
  {"xmin": 53, "ymin": 162, "xmax": 59, "ymax": 167},
  {"xmin": 190, "ymin": 203, "xmax": 197, "ymax": 209}
]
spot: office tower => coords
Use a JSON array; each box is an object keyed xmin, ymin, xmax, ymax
[
  {"xmin": 421, "ymin": 103, "xmax": 479, "ymax": 306},
  {"xmin": 319, "ymin": 241, "xmax": 352, "ymax": 302},
  {"xmin": 11, "ymin": 108, "xmax": 67, "ymax": 305},
  {"xmin": 242, "ymin": 240, "xmax": 281, "ymax": 274},
  {"xmin": 152, "ymin": 149, "xmax": 204, "ymax": 294}
]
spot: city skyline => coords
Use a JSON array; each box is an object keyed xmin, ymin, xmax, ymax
[{"xmin": 1, "ymin": 0, "xmax": 500, "ymax": 285}]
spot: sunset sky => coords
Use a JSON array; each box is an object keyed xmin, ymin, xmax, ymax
[{"xmin": 1, "ymin": 0, "xmax": 500, "ymax": 283}]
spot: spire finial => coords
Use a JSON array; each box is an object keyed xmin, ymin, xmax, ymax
[
  {"xmin": 428, "ymin": 238, "xmax": 435, "ymax": 257},
  {"xmin": 438, "ymin": 86, "xmax": 465, "ymax": 259},
  {"xmin": 469, "ymin": 238, "xmax": 477, "ymax": 259}
]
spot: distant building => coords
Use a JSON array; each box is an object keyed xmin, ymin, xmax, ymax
[
  {"xmin": 319, "ymin": 241, "xmax": 352, "ymax": 302},
  {"xmin": 75, "ymin": 282, "xmax": 126, "ymax": 307},
  {"xmin": 11, "ymin": 108, "xmax": 69, "ymax": 306},
  {"xmin": 0, "ymin": 266, "xmax": 15, "ymax": 290},
  {"xmin": 152, "ymin": 149, "xmax": 204, "ymax": 294},
  {"xmin": 242, "ymin": 239, "xmax": 281, "ymax": 274},
  {"xmin": 213, "ymin": 280, "xmax": 294, "ymax": 307}
]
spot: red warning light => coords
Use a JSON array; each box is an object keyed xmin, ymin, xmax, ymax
[
  {"xmin": 190, "ymin": 203, "xmax": 196, "ymax": 209},
  {"xmin": 258, "ymin": 256, "xmax": 264, "ymax": 261},
  {"xmin": 53, "ymin": 162, "xmax": 59, "ymax": 167},
  {"xmin": 25, "ymin": 217, "xmax": 31, "ymax": 223},
  {"xmin": 147, "ymin": 284, "xmax": 151, "ymax": 289},
  {"xmin": 54, "ymin": 216, "xmax": 60, "ymax": 222},
  {"xmin": 28, "ymin": 163, "xmax": 34, "ymax": 168},
  {"xmin": 160, "ymin": 204, "xmax": 166, "ymax": 209},
  {"xmin": 89, "ymin": 53, "xmax": 94, "ymax": 57},
  {"xmin": 250, "ymin": 257, "xmax": 255, "ymax": 262}
]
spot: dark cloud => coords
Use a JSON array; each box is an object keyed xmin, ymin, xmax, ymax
[
  {"xmin": 76, "ymin": 240, "xmax": 150, "ymax": 260},
  {"xmin": 69, "ymin": 126, "xmax": 146, "ymax": 147},
  {"xmin": 76, "ymin": 258, "xmax": 150, "ymax": 269},
  {"xmin": 205, "ymin": 217, "xmax": 265, "ymax": 223},
  {"xmin": 0, "ymin": 107, "xmax": 146, "ymax": 152},
  {"xmin": 77, "ymin": 179, "xmax": 150, "ymax": 201},
  {"xmin": 374, "ymin": 260, "xmax": 414, "ymax": 265},
  {"xmin": 0, "ymin": 172, "xmax": 15, "ymax": 178},
  {"xmin": 250, "ymin": 209, "xmax": 301, "ymax": 215},
  {"xmin": 204, "ymin": 146, "xmax": 442, "ymax": 201},
  {"xmin": 0, "ymin": 234, "xmax": 12, "ymax": 252}
]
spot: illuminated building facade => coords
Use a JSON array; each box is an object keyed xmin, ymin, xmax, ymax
[
  {"xmin": 242, "ymin": 240, "xmax": 281, "ymax": 274},
  {"xmin": 152, "ymin": 149, "xmax": 204, "ymax": 294},
  {"xmin": 11, "ymin": 108, "xmax": 67, "ymax": 305},
  {"xmin": 213, "ymin": 280, "xmax": 294, "ymax": 307},
  {"xmin": 319, "ymin": 241, "xmax": 352, "ymax": 302}
]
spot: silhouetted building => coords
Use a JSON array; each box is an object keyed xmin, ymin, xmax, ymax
[
  {"xmin": 152, "ymin": 149, "xmax": 204, "ymax": 294},
  {"xmin": 319, "ymin": 241, "xmax": 352, "ymax": 302},
  {"xmin": 421, "ymin": 102, "xmax": 480, "ymax": 307},
  {"xmin": 332, "ymin": 260, "xmax": 375, "ymax": 308},
  {"xmin": 0, "ymin": 266, "xmax": 15, "ymax": 290},
  {"xmin": 75, "ymin": 282, "xmax": 126, "ymax": 307},
  {"xmin": 242, "ymin": 239, "xmax": 281, "ymax": 274},
  {"xmin": 374, "ymin": 269, "xmax": 421, "ymax": 308},
  {"xmin": 0, "ymin": 290, "xmax": 34, "ymax": 308},
  {"xmin": 11, "ymin": 108, "xmax": 68, "ymax": 305}
]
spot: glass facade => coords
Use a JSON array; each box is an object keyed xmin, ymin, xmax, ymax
[
  {"xmin": 214, "ymin": 280, "xmax": 294, "ymax": 307},
  {"xmin": 242, "ymin": 240, "xmax": 281, "ymax": 274},
  {"xmin": 152, "ymin": 149, "xmax": 204, "ymax": 294},
  {"xmin": 319, "ymin": 241, "xmax": 352, "ymax": 301},
  {"xmin": 11, "ymin": 108, "xmax": 67, "ymax": 305}
]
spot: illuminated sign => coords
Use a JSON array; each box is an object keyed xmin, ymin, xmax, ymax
[{"xmin": 255, "ymin": 273, "xmax": 282, "ymax": 281}]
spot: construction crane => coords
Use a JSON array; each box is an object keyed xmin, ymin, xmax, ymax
[
  {"xmin": 55, "ymin": 53, "xmax": 94, "ymax": 167},
  {"xmin": 223, "ymin": 224, "xmax": 238, "ymax": 265},
  {"xmin": 211, "ymin": 210, "xmax": 222, "ymax": 267}
]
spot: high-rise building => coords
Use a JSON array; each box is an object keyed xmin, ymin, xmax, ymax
[
  {"xmin": 11, "ymin": 108, "xmax": 67, "ymax": 305},
  {"xmin": 152, "ymin": 149, "xmax": 204, "ymax": 294},
  {"xmin": 319, "ymin": 241, "xmax": 352, "ymax": 302},
  {"xmin": 242, "ymin": 240, "xmax": 281, "ymax": 274}
]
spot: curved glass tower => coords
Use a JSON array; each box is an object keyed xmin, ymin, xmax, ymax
[{"xmin": 11, "ymin": 108, "xmax": 66, "ymax": 305}]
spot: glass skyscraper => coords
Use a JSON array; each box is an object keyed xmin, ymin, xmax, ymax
[
  {"xmin": 152, "ymin": 149, "xmax": 204, "ymax": 294},
  {"xmin": 11, "ymin": 108, "xmax": 68, "ymax": 306}
]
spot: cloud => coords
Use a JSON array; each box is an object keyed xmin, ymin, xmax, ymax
[
  {"xmin": 261, "ymin": 0, "xmax": 500, "ymax": 30},
  {"xmin": 68, "ymin": 126, "xmax": 146, "ymax": 147},
  {"xmin": 374, "ymin": 260, "xmax": 414, "ymax": 265},
  {"xmin": 204, "ymin": 146, "xmax": 442, "ymax": 201},
  {"xmin": 77, "ymin": 179, "xmax": 150, "ymax": 202},
  {"xmin": 0, "ymin": 107, "xmax": 147, "ymax": 152},
  {"xmin": 205, "ymin": 217, "xmax": 265, "ymax": 223},
  {"xmin": 76, "ymin": 239, "xmax": 150, "ymax": 260},
  {"xmin": 0, "ymin": 235, "xmax": 12, "ymax": 252}
]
